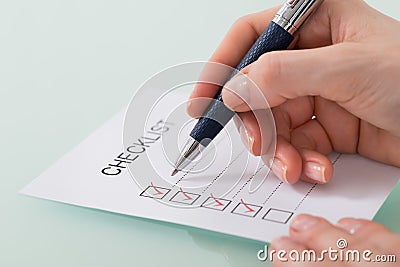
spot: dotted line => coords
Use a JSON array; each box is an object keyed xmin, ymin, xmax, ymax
[
  {"xmin": 201, "ymin": 150, "xmax": 245, "ymax": 194},
  {"xmin": 173, "ymin": 137, "xmax": 229, "ymax": 188},
  {"xmin": 262, "ymin": 181, "xmax": 283, "ymax": 205},
  {"xmin": 231, "ymin": 164, "xmax": 265, "ymax": 199},
  {"xmin": 172, "ymin": 161, "xmax": 199, "ymax": 188},
  {"xmin": 294, "ymin": 183, "xmax": 317, "ymax": 211},
  {"xmin": 332, "ymin": 153, "xmax": 342, "ymax": 165},
  {"xmin": 292, "ymin": 153, "xmax": 343, "ymax": 210}
]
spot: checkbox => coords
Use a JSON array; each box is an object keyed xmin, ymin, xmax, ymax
[
  {"xmin": 231, "ymin": 200, "xmax": 262, "ymax": 218},
  {"xmin": 201, "ymin": 196, "xmax": 231, "ymax": 211},
  {"xmin": 169, "ymin": 190, "xmax": 200, "ymax": 205},
  {"xmin": 140, "ymin": 184, "xmax": 171, "ymax": 199},
  {"xmin": 262, "ymin": 208, "xmax": 294, "ymax": 224}
]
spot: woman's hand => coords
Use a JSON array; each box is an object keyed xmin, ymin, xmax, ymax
[
  {"xmin": 188, "ymin": 0, "xmax": 400, "ymax": 184},
  {"xmin": 269, "ymin": 215, "xmax": 400, "ymax": 266}
]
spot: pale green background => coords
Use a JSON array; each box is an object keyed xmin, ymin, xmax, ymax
[{"xmin": 1, "ymin": 1, "xmax": 399, "ymax": 266}]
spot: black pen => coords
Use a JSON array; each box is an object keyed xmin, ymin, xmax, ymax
[{"xmin": 172, "ymin": 0, "xmax": 324, "ymax": 176}]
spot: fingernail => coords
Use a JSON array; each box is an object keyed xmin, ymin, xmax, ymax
[
  {"xmin": 222, "ymin": 75, "xmax": 249, "ymax": 110},
  {"xmin": 239, "ymin": 124, "xmax": 254, "ymax": 154},
  {"xmin": 291, "ymin": 214, "xmax": 320, "ymax": 232},
  {"xmin": 269, "ymin": 158, "xmax": 288, "ymax": 183},
  {"xmin": 304, "ymin": 162, "xmax": 327, "ymax": 183},
  {"xmin": 337, "ymin": 219, "xmax": 365, "ymax": 235},
  {"xmin": 270, "ymin": 237, "xmax": 296, "ymax": 250}
]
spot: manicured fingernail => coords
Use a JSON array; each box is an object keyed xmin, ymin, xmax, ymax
[
  {"xmin": 337, "ymin": 219, "xmax": 365, "ymax": 234},
  {"xmin": 270, "ymin": 237, "xmax": 296, "ymax": 250},
  {"xmin": 304, "ymin": 162, "xmax": 326, "ymax": 183},
  {"xmin": 291, "ymin": 214, "xmax": 320, "ymax": 232},
  {"xmin": 269, "ymin": 158, "xmax": 288, "ymax": 183},
  {"xmin": 222, "ymin": 75, "xmax": 249, "ymax": 110},
  {"xmin": 239, "ymin": 124, "xmax": 254, "ymax": 154}
]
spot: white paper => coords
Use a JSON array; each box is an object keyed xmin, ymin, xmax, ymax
[{"xmin": 20, "ymin": 91, "xmax": 400, "ymax": 242}]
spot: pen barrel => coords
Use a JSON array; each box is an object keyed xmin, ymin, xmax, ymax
[{"xmin": 190, "ymin": 21, "xmax": 294, "ymax": 145}]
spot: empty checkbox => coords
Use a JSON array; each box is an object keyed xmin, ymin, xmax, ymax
[{"xmin": 262, "ymin": 208, "xmax": 293, "ymax": 224}]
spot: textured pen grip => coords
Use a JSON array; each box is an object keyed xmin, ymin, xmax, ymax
[{"xmin": 190, "ymin": 22, "xmax": 294, "ymax": 144}]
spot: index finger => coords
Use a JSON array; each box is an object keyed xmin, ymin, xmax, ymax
[{"xmin": 187, "ymin": 7, "xmax": 280, "ymax": 117}]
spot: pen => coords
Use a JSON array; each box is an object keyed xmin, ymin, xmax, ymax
[{"xmin": 172, "ymin": 0, "xmax": 324, "ymax": 176}]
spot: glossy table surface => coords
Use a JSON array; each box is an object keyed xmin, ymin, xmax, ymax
[{"xmin": 1, "ymin": 1, "xmax": 399, "ymax": 266}]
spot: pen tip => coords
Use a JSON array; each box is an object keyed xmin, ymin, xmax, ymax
[{"xmin": 171, "ymin": 169, "xmax": 178, "ymax": 176}]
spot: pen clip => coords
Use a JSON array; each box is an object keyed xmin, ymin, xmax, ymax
[{"xmin": 272, "ymin": 0, "xmax": 324, "ymax": 35}]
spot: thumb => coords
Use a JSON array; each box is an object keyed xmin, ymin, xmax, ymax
[{"xmin": 221, "ymin": 43, "xmax": 367, "ymax": 111}]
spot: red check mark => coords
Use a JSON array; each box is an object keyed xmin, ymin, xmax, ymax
[
  {"xmin": 150, "ymin": 182, "xmax": 163, "ymax": 195},
  {"xmin": 210, "ymin": 193, "xmax": 224, "ymax": 207},
  {"xmin": 179, "ymin": 187, "xmax": 193, "ymax": 200},
  {"xmin": 240, "ymin": 198, "xmax": 255, "ymax": 213}
]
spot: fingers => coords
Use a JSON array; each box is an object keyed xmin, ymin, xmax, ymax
[
  {"xmin": 221, "ymin": 44, "xmax": 371, "ymax": 112},
  {"xmin": 218, "ymin": 0, "xmax": 374, "ymax": 112},
  {"xmin": 187, "ymin": 8, "xmax": 279, "ymax": 117},
  {"xmin": 235, "ymin": 97, "xmax": 334, "ymax": 184},
  {"xmin": 270, "ymin": 99, "xmax": 324, "ymax": 184},
  {"xmin": 273, "ymin": 116, "xmax": 335, "ymax": 183},
  {"xmin": 233, "ymin": 112, "xmax": 261, "ymax": 156},
  {"xmin": 268, "ymin": 145, "xmax": 333, "ymax": 185},
  {"xmin": 235, "ymin": 111, "xmax": 304, "ymax": 184},
  {"xmin": 337, "ymin": 218, "xmax": 400, "ymax": 249},
  {"xmin": 188, "ymin": 0, "xmax": 346, "ymax": 115},
  {"xmin": 267, "ymin": 136, "xmax": 302, "ymax": 184},
  {"xmin": 235, "ymin": 122, "xmax": 334, "ymax": 184},
  {"xmin": 188, "ymin": 0, "xmax": 360, "ymax": 115},
  {"xmin": 270, "ymin": 214, "xmax": 400, "ymax": 265},
  {"xmin": 289, "ymin": 215, "xmax": 353, "ymax": 253},
  {"xmin": 298, "ymin": 150, "xmax": 333, "ymax": 184},
  {"xmin": 336, "ymin": 218, "xmax": 391, "ymax": 237}
]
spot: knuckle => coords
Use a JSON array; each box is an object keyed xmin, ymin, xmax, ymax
[
  {"xmin": 256, "ymin": 52, "xmax": 284, "ymax": 86},
  {"xmin": 231, "ymin": 15, "xmax": 251, "ymax": 30}
]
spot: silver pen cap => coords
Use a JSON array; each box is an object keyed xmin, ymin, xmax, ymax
[{"xmin": 272, "ymin": 0, "xmax": 324, "ymax": 35}]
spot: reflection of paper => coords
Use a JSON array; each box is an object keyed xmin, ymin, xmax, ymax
[{"xmin": 20, "ymin": 92, "xmax": 400, "ymax": 242}]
